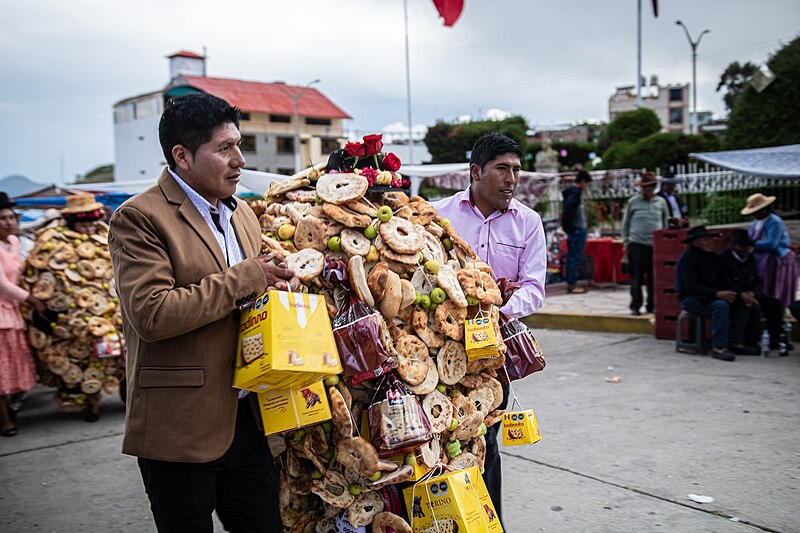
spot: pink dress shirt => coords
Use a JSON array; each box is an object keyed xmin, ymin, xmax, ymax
[{"xmin": 432, "ymin": 187, "xmax": 547, "ymax": 319}]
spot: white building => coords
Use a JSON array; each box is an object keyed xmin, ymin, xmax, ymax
[{"xmin": 608, "ymin": 76, "xmax": 690, "ymax": 134}]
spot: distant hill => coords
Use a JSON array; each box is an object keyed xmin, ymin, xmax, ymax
[{"xmin": 0, "ymin": 175, "xmax": 47, "ymax": 197}]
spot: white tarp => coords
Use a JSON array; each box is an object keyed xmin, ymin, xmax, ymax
[{"xmin": 690, "ymin": 144, "xmax": 800, "ymax": 179}]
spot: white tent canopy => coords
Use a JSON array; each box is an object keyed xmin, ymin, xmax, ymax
[{"xmin": 690, "ymin": 144, "xmax": 800, "ymax": 179}]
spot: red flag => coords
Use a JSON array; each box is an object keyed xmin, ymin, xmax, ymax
[
  {"xmin": 432, "ymin": 0, "xmax": 464, "ymax": 27},
  {"xmin": 651, "ymin": 0, "xmax": 658, "ymax": 17}
]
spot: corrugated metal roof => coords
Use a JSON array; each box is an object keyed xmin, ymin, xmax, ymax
[{"xmin": 173, "ymin": 76, "xmax": 351, "ymax": 119}]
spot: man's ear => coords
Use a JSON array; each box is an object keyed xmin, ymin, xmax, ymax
[
  {"xmin": 172, "ymin": 145, "xmax": 192, "ymax": 171},
  {"xmin": 469, "ymin": 163, "xmax": 481, "ymax": 183}
]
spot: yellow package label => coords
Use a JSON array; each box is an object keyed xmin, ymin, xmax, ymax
[
  {"xmin": 234, "ymin": 290, "xmax": 342, "ymax": 392},
  {"xmin": 501, "ymin": 408, "xmax": 542, "ymax": 446},
  {"xmin": 403, "ymin": 466, "xmax": 503, "ymax": 533},
  {"xmin": 257, "ymin": 380, "xmax": 331, "ymax": 435},
  {"xmin": 464, "ymin": 315, "xmax": 500, "ymax": 360}
]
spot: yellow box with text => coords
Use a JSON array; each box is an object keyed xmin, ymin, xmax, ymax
[{"xmin": 257, "ymin": 380, "xmax": 331, "ymax": 435}]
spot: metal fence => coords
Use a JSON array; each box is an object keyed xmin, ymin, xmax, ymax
[{"xmin": 534, "ymin": 164, "xmax": 800, "ymax": 234}]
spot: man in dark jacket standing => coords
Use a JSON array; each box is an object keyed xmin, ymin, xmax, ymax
[
  {"xmin": 676, "ymin": 226, "xmax": 736, "ymax": 361},
  {"xmin": 718, "ymin": 229, "xmax": 785, "ymax": 354},
  {"xmin": 561, "ymin": 169, "xmax": 592, "ymax": 293},
  {"xmin": 656, "ymin": 171, "xmax": 689, "ymax": 229}
]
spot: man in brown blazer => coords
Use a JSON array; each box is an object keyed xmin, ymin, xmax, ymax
[{"xmin": 109, "ymin": 93, "xmax": 292, "ymax": 532}]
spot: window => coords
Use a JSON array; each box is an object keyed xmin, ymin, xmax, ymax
[
  {"xmin": 276, "ymin": 137, "xmax": 295, "ymax": 154},
  {"xmin": 305, "ymin": 117, "xmax": 332, "ymax": 126},
  {"xmin": 240, "ymin": 134, "xmax": 256, "ymax": 153},
  {"xmin": 669, "ymin": 88, "xmax": 683, "ymax": 102},
  {"xmin": 270, "ymin": 114, "xmax": 291, "ymax": 123},
  {"xmin": 277, "ymin": 168, "xmax": 294, "ymax": 175},
  {"xmin": 240, "ymin": 112, "xmax": 251, "ymax": 121},
  {"xmin": 669, "ymin": 108, "xmax": 683, "ymax": 124},
  {"xmin": 320, "ymin": 138, "xmax": 341, "ymax": 154}
]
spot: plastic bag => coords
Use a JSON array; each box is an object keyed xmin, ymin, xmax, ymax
[
  {"xmin": 497, "ymin": 313, "xmax": 546, "ymax": 383},
  {"xmin": 368, "ymin": 374, "xmax": 432, "ymax": 457},
  {"xmin": 332, "ymin": 293, "xmax": 397, "ymax": 385}
]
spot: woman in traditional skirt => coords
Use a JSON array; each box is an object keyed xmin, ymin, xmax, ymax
[
  {"xmin": 742, "ymin": 193, "xmax": 797, "ymax": 307},
  {"xmin": 0, "ymin": 192, "xmax": 46, "ymax": 437}
]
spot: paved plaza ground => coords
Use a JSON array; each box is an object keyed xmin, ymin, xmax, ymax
[{"xmin": 2, "ymin": 326, "xmax": 798, "ymax": 532}]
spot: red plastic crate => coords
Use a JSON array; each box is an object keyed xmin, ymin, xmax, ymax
[
  {"xmin": 653, "ymin": 228, "xmax": 688, "ymax": 259},
  {"xmin": 655, "ymin": 314, "xmax": 679, "ymax": 340}
]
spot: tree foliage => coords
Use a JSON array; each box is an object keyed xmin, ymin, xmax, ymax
[
  {"xmin": 599, "ymin": 133, "xmax": 719, "ymax": 170},
  {"xmin": 74, "ymin": 164, "xmax": 113, "ymax": 184},
  {"xmin": 424, "ymin": 116, "xmax": 529, "ymax": 165},
  {"xmin": 716, "ymin": 61, "xmax": 759, "ymax": 112},
  {"xmin": 602, "ymin": 108, "xmax": 661, "ymax": 148},
  {"xmin": 725, "ymin": 37, "xmax": 800, "ymax": 149},
  {"xmin": 527, "ymin": 142, "xmax": 598, "ymax": 169}
]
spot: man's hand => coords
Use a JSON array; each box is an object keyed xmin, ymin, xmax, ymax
[
  {"xmin": 254, "ymin": 254, "xmax": 294, "ymax": 291},
  {"xmin": 741, "ymin": 291, "xmax": 757, "ymax": 307},
  {"xmin": 716, "ymin": 290, "xmax": 736, "ymax": 303}
]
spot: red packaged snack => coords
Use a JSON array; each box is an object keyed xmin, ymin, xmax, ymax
[
  {"xmin": 332, "ymin": 293, "xmax": 397, "ymax": 384},
  {"xmin": 495, "ymin": 278, "xmax": 546, "ymax": 382},
  {"xmin": 368, "ymin": 374, "xmax": 432, "ymax": 457}
]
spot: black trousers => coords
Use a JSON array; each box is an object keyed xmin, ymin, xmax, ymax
[
  {"xmin": 483, "ymin": 382, "xmax": 509, "ymax": 529},
  {"xmin": 729, "ymin": 296, "xmax": 783, "ymax": 347},
  {"xmin": 138, "ymin": 398, "xmax": 281, "ymax": 533},
  {"xmin": 628, "ymin": 243, "xmax": 654, "ymax": 313}
]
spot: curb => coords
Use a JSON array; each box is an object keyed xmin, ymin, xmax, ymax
[{"xmin": 522, "ymin": 312, "xmax": 655, "ymax": 335}]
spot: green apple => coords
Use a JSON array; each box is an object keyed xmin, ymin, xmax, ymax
[
  {"xmin": 324, "ymin": 375, "xmax": 340, "ymax": 386},
  {"xmin": 323, "ymin": 448, "xmax": 334, "ymax": 460},
  {"xmin": 311, "ymin": 470, "xmax": 322, "ymax": 480},
  {"xmin": 466, "ymin": 295, "xmax": 480, "ymax": 306},
  {"xmin": 377, "ymin": 205, "xmax": 393, "ymax": 223},
  {"xmin": 348, "ymin": 484, "xmax": 362, "ymax": 495},
  {"xmin": 477, "ymin": 423, "xmax": 487, "ymax": 437},
  {"xmin": 278, "ymin": 224, "xmax": 296, "ymax": 240},
  {"xmin": 445, "ymin": 440, "xmax": 462, "ymax": 459},
  {"xmin": 436, "ymin": 384, "xmax": 447, "ymax": 394},
  {"xmin": 439, "ymin": 218, "xmax": 451, "ymax": 228},
  {"xmin": 404, "ymin": 453, "xmax": 416, "ymax": 466},
  {"xmin": 322, "ymin": 420, "xmax": 333, "ymax": 432},
  {"xmin": 315, "ymin": 196, "xmax": 324, "ymax": 205},
  {"xmin": 424, "ymin": 260, "xmax": 440, "ymax": 275},
  {"xmin": 429, "ymin": 303, "xmax": 438, "ymax": 313},
  {"xmin": 73, "ymin": 239, "xmax": 82, "ymax": 246},
  {"xmin": 418, "ymin": 294, "xmax": 431, "ymax": 309},
  {"xmin": 448, "ymin": 389, "xmax": 462, "ymax": 398},
  {"xmin": 448, "ymin": 417, "xmax": 459, "ymax": 432},
  {"xmin": 364, "ymin": 225, "xmax": 378, "ymax": 240},
  {"xmin": 327, "ymin": 236, "xmax": 341, "ymax": 252},
  {"xmin": 430, "ymin": 287, "xmax": 446, "ymax": 304},
  {"xmin": 368, "ymin": 471, "xmax": 382, "ymax": 482},
  {"xmin": 442, "ymin": 238, "xmax": 453, "ymax": 251}
]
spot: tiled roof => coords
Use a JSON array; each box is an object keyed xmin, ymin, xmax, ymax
[
  {"xmin": 168, "ymin": 50, "xmax": 205, "ymax": 59},
  {"xmin": 173, "ymin": 76, "xmax": 351, "ymax": 119}
]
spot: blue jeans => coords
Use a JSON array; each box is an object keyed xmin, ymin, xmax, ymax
[
  {"xmin": 679, "ymin": 297, "xmax": 730, "ymax": 349},
  {"xmin": 566, "ymin": 228, "xmax": 587, "ymax": 287}
]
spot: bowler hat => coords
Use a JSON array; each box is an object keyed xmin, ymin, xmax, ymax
[
  {"xmin": 682, "ymin": 225, "xmax": 722, "ymax": 243},
  {"xmin": 0, "ymin": 192, "xmax": 17, "ymax": 210},
  {"xmin": 740, "ymin": 193, "xmax": 776, "ymax": 216},
  {"xmin": 660, "ymin": 170, "xmax": 684, "ymax": 184},
  {"xmin": 728, "ymin": 228, "xmax": 755, "ymax": 246}
]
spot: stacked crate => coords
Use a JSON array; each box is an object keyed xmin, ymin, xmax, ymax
[{"xmin": 653, "ymin": 227, "xmax": 732, "ymax": 340}]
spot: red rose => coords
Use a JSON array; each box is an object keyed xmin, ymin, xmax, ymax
[
  {"xmin": 382, "ymin": 152, "xmax": 401, "ymax": 171},
  {"xmin": 345, "ymin": 142, "xmax": 366, "ymax": 157},
  {"xmin": 362, "ymin": 134, "xmax": 384, "ymax": 156}
]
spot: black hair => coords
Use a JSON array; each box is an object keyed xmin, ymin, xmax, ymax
[
  {"xmin": 469, "ymin": 133, "xmax": 521, "ymax": 170},
  {"xmin": 576, "ymin": 170, "xmax": 592, "ymax": 183},
  {"xmin": 158, "ymin": 93, "xmax": 241, "ymax": 169}
]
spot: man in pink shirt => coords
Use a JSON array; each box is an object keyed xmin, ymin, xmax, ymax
[{"xmin": 433, "ymin": 132, "xmax": 547, "ymax": 524}]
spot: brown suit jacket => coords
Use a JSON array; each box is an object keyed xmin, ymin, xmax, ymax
[{"xmin": 109, "ymin": 169, "xmax": 267, "ymax": 462}]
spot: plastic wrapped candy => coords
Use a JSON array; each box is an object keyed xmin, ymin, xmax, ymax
[
  {"xmin": 368, "ymin": 374, "xmax": 432, "ymax": 457},
  {"xmin": 332, "ymin": 293, "xmax": 397, "ymax": 384}
]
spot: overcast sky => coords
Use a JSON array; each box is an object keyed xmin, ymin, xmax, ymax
[{"xmin": 1, "ymin": 0, "xmax": 798, "ymax": 184}]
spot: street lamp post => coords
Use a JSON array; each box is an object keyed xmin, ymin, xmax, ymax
[
  {"xmin": 675, "ymin": 20, "xmax": 710, "ymax": 135},
  {"xmin": 279, "ymin": 79, "xmax": 320, "ymax": 173}
]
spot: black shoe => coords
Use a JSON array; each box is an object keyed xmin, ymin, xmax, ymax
[
  {"xmin": 85, "ymin": 412, "xmax": 100, "ymax": 423},
  {"xmin": 631, "ymin": 309, "xmax": 642, "ymax": 316},
  {"xmin": 730, "ymin": 345, "xmax": 760, "ymax": 356},
  {"xmin": 711, "ymin": 349, "xmax": 736, "ymax": 361}
]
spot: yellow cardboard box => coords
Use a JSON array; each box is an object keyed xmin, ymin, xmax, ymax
[
  {"xmin": 403, "ymin": 466, "xmax": 503, "ymax": 533},
  {"xmin": 501, "ymin": 408, "xmax": 542, "ymax": 446},
  {"xmin": 257, "ymin": 380, "xmax": 331, "ymax": 435},
  {"xmin": 464, "ymin": 315, "xmax": 500, "ymax": 360},
  {"xmin": 234, "ymin": 290, "xmax": 342, "ymax": 392}
]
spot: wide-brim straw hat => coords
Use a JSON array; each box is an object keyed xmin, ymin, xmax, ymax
[
  {"xmin": 61, "ymin": 194, "xmax": 104, "ymax": 215},
  {"xmin": 635, "ymin": 172, "xmax": 660, "ymax": 188},
  {"xmin": 740, "ymin": 193, "xmax": 776, "ymax": 216}
]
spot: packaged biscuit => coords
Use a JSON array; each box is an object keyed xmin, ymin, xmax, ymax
[{"xmin": 234, "ymin": 290, "xmax": 342, "ymax": 391}]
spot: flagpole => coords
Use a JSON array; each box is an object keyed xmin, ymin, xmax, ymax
[
  {"xmin": 636, "ymin": 0, "xmax": 642, "ymax": 108},
  {"xmin": 403, "ymin": 0, "xmax": 414, "ymax": 163}
]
